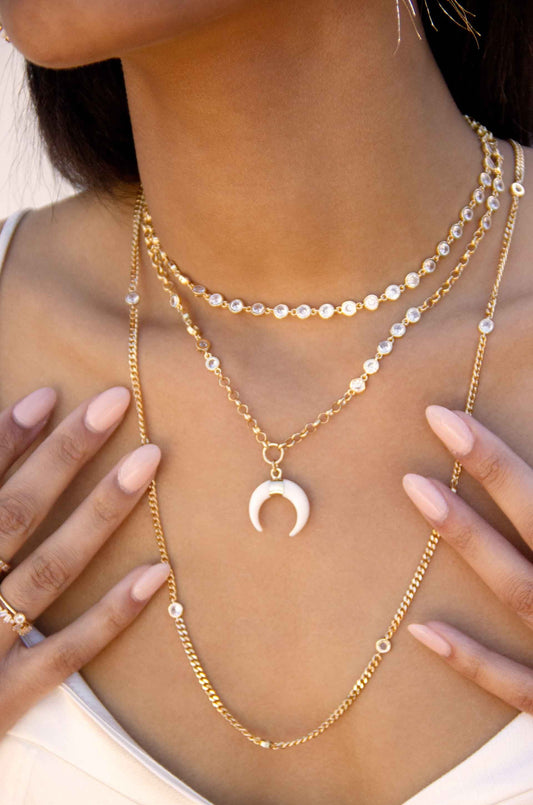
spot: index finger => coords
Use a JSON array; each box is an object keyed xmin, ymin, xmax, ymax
[{"xmin": 425, "ymin": 405, "xmax": 533, "ymax": 549}]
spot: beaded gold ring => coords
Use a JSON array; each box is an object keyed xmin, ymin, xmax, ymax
[{"xmin": 0, "ymin": 589, "xmax": 32, "ymax": 636}]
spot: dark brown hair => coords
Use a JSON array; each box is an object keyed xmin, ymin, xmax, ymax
[{"xmin": 26, "ymin": 0, "xmax": 532, "ymax": 193}]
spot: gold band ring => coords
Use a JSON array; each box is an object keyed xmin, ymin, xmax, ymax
[
  {"xmin": 0, "ymin": 559, "xmax": 11, "ymax": 576},
  {"xmin": 0, "ymin": 589, "xmax": 32, "ymax": 636}
]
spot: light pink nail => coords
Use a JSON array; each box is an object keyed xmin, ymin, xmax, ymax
[
  {"xmin": 85, "ymin": 387, "xmax": 131, "ymax": 433},
  {"xmin": 131, "ymin": 562, "xmax": 170, "ymax": 602},
  {"xmin": 407, "ymin": 624, "xmax": 452, "ymax": 657},
  {"xmin": 426, "ymin": 405, "xmax": 474, "ymax": 456},
  {"xmin": 402, "ymin": 473, "xmax": 449, "ymax": 523},
  {"xmin": 117, "ymin": 443, "xmax": 161, "ymax": 493},
  {"xmin": 12, "ymin": 387, "xmax": 57, "ymax": 428}
]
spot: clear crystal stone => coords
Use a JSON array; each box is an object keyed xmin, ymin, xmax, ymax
[
  {"xmin": 125, "ymin": 292, "xmax": 140, "ymax": 305},
  {"xmin": 437, "ymin": 241, "xmax": 450, "ymax": 256},
  {"xmin": 296, "ymin": 304, "xmax": 311, "ymax": 319},
  {"xmin": 422, "ymin": 258, "xmax": 436, "ymax": 273},
  {"xmin": 13, "ymin": 613, "xmax": 25, "ymax": 624},
  {"xmin": 363, "ymin": 358, "xmax": 379, "ymax": 374},
  {"xmin": 480, "ymin": 172, "xmax": 492, "ymax": 187},
  {"xmin": 478, "ymin": 317, "xmax": 494, "ymax": 334},
  {"xmin": 260, "ymin": 741, "xmax": 271, "ymax": 749},
  {"xmin": 376, "ymin": 638, "xmax": 391, "ymax": 654},
  {"xmin": 405, "ymin": 272, "xmax": 420, "ymax": 289},
  {"xmin": 493, "ymin": 177, "xmax": 504, "ymax": 193},
  {"xmin": 341, "ymin": 300, "xmax": 357, "ymax": 316},
  {"xmin": 198, "ymin": 339, "xmax": 210, "ymax": 350},
  {"xmin": 349, "ymin": 377, "xmax": 366, "ymax": 393},
  {"xmin": 229, "ymin": 299, "xmax": 244, "ymax": 313},
  {"xmin": 482, "ymin": 214, "xmax": 492, "ymax": 230},
  {"xmin": 511, "ymin": 182, "xmax": 525, "ymax": 197},
  {"xmin": 485, "ymin": 155, "xmax": 497, "ymax": 171},
  {"xmin": 378, "ymin": 340, "xmax": 393, "ymax": 355},
  {"xmin": 251, "ymin": 303, "xmax": 265, "ymax": 316},
  {"xmin": 473, "ymin": 188, "xmax": 485, "ymax": 204},
  {"xmin": 385, "ymin": 284, "xmax": 401, "ymax": 300},
  {"xmin": 168, "ymin": 602, "xmax": 184, "ymax": 619},
  {"xmin": 206, "ymin": 356, "xmax": 220, "ymax": 371},
  {"xmin": 192, "ymin": 285, "xmax": 206, "ymax": 295},
  {"xmin": 318, "ymin": 303, "xmax": 335, "ymax": 319},
  {"xmin": 209, "ymin": 293, "xmax": 223, "ymax": 306},
  {"xmin": 363, "ymin": 294, "xmax": 379, "ymax": 311},
  {"xmin": 487, "ymin": 195, "xmax": 500, "ymax": 211},
  {"xmin": 169, "ymin": 294, "xmax": 180, "ymax": 308},
  {"xmin": 406, "ymin": 307, "xmax": 421, "ymax": 323},
  {"xmin": 460, "ymin": 206, "xmax": 474, "ymax": 222},
  {"xmin": 273, "ymin": 304, "xmax": 289, "ymax": 319},
  {"xmin": 390, "ymin": 322, "xmax": 406, "ymax": 337},
  {"xmin": 451, "ymin": 223, "xmax": 463, "ymax": 239}
]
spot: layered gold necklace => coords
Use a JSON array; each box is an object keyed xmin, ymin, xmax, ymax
[{"xmin": 125, "ymin": 121, "xmax": 525, "ymax": 749}]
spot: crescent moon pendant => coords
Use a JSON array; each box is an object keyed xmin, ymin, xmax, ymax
[{"xmin": 249, "ymin": 479, "xmax": 310, "ymax": 537}]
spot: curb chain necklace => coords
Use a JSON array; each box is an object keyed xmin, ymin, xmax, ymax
[
  {"xmin": 141, "ymin": 116, "xmax": 501, "ymax": 322},
  {"xmin": 139, "ymin": 121, "xmax": 503, "ymax": 536},
  {"xmin": 125, "ymin": 131, "xmax": 525, "ymax": 750}
]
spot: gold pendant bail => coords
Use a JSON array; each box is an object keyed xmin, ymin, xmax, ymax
[{"xmin": 262, "ymin": 443, "xmax": 284, "ymax": 480}]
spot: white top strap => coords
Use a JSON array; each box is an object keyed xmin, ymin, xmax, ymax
[{"xmin": 0, "ymin": 209, "xmax": 30, "ymax": 277}]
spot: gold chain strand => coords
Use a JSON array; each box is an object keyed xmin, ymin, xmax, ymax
[
  {"xmin": 126, "ymin": 138, "xmax": 524, "ymax": 750},
  {"xmin": 141, "ymin": 118, "xmax": 500, "ymax": 321}
]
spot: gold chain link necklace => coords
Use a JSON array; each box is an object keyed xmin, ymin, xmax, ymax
[
  {"xmin": 136, "ymin": 121, "xmax": 503, "ymax": 537},
  {"xmin": 125, "ymin": 135, "xmax": 524, "ymax": 750}
]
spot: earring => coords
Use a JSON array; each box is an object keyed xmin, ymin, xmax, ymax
[
  {"xmin": 395, "ymin": 0, "xmax": 480, "ymax": 53},
  {"xmin": 0, "ymin": 23, "xmax": 11, "ymax": 43}
]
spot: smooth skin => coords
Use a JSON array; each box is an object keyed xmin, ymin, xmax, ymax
[{"xmin": 0, "ymin": 0, "xmax": 532, "ymax": 803}]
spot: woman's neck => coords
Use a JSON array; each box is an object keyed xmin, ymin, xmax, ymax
[{"xmin": 121, "ymin": 0, "xmax": 481, "ymax": 303}]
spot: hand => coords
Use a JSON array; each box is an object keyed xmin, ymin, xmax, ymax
[
  {"xmin": 0, "ymin": 385, "xmax": 168, "ymax": 736},
  {"xmin": 402, "ymin": 405, "xmax": 533, "ymax": 716}
]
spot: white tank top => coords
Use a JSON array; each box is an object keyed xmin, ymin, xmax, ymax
[{"xmin": 0, "ymin": 210, "xmax": 532, "ymax": 805}]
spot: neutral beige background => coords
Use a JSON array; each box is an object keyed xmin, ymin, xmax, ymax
[{"xmin": 0, "ymin": 45, "xmax": 73, "ymax": 220}]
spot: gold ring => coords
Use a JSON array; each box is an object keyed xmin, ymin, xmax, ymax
[
  {"xmin": 0, "ymin": 558, "xmax": 11, "ymax": 576},
  {"xmin": 0, "ymin": 589, "xmax": 32, "ymax": 636}
]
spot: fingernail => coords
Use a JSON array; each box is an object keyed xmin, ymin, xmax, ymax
[
  {"xmin": 117, "ymin": 443, "xmax": 161, "ymax": 493},
  {"xmin": 407, "ymin": 623, "xmax": 452, "ymax": 657},
  {"xmin": 85, "ymin": 387, "xmax": 131, "ymax": 433},
  {"xmin": 425, "ymin": 405, "xmax": 474, "ymax": 456},
  {"xmin": 131, "ymin": 562, "xmax": 170, "ymax": 602},
  {"xmin": 402, "ymin": 473, "xmax": 449, "ymax": 523},
  {"xmin": 12, "ymin": 387, "xmax": 57, "ymax": 428}
]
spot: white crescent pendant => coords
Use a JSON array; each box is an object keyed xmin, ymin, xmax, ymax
[{"xmin": 249, "ymin": 479, "xmax": 310, "ymax": 537}]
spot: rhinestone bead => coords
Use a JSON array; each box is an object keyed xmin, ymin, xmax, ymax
[
  {"xmin": 318, "ymin": 303, "xmax": 335, "ymax": 319},
  {"xmin": 208, "ymin": 293, "xmax": 223, "ymax": 306},
  {"xmin": 473, "ymin": 188, "xmax": 485, "ymax": 204},
  {"xmin": 451, "ymin": 223, "xmax": 463, "ymax": 239},
  {"xmin": 405, "ymin": 272, "xmax": 420, "ymax": 289},
  {"xmin": 481, "ymin": 214, "xmax": 492, "ymax": 230},
  {"xmin": 296, "ymin": 304, "xmax": 311, "ymax": 319},
  {"xmin": 422, "ymin": 258, "xmax": 436, "ymax": 273},
  {"xmin": 478, "ymin": 317, "xmax": 494, "ymax": 334},
  {"xmin": 178, "ymin": 274, "xmax": 188, "ymax": 285},
  {"xmin": 363, "ymin": 294, "xmax": 379, "ymax": 311},
  {"xmin": 363, "ymin": 358, "xmax": 379, "ymax": 374},
  {"xmin": 510, "ymin": 182, "xmax": 525, "ymax": 197},
  {"xmin": 385, "ymin": 284, "xmax": 401, "ymax": 300},
  {"xmin": 169, "ymin": 294, "xmax": 180, "ymax": 308},
  {"xmin": 390, "ymin": 322, "xmax": 406, "ymax": 337},
  {"xmin": 168, "ymin": 602, "xmax": 184, "ymax": 619},
  {"xmin": 260, "ymin": 741, "xmax": 271, "ymax": 749},
  {"xmin": 206, "ymin": 356, "xmax": 220, "ymax": 371},
  {"xmin": 229, "ymin": 299, "xmax": 244, "ymax": 313},
  {"xmin": 479, "ymin": 172, "xmax": 492, "ymax": 187},
  {"xmin": 341, "ymin": 300, "xmax": 357, "ymax": 317},
  {"xmin": 437, "ymin": 241, "xmax": 450, "ymax": 256},
  {"xmin": 125, "ymin": 292, "xmax": 140, "ymax": 305},
  {"xmin": 493, "ymin": 177, "xmax": 505, "ymax": 193},
  {"xmin": 487, "ymin": 195, "xmax": 499, "ymax": 211},
  {"xmin": 376, "ymin": 638, "xmax": 391, "ymax": 654},
  {"xmin": 251, "ymin": 303, "xmax": 265, "ymax": 316},
  {"xmin": 378, "ymin": 340, "xmax": 393, "ymax": 355},
  {"xmin": 192, "ymin": 285, "xmax": 206, "ymax": 295},
  {"xmin": 485, "ymin": 155, "xmax": 497, "ymax": 171},
  {"xmin": 273, "ymin": 304, "xmax": 289, "ymax": 319},
  {"xmin": 406, "ymin": 307, "xmax": 421, "ymax": 323},
  {"xmin": 13, "ymin": 613, "xmax": 25, "ymax": 624},
  {"xmin": 460, "ymin": 206, "xmax": 474, "ymax": 222},
  {"xmin": 349, "ymin": 377, "xmax": 366, "ymax": 393},
  {"xmin": 198, "ymin": 339, "xmax": 210, "ymax": 350}
]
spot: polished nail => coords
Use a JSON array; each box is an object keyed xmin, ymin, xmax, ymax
[
  {"xmin": 402, "ymin": 473, "xmax": 449, "ymax": 523},
  {"xmin": 117, "ymin": 443, "xmax": 161, "ymax": 493},
  {"xmin": 12, "ymin": 387, "xmax": 57, "ymax": 428},
  {"xmin": 131, "ymin": 562, "xmax": 170, "ymax": 602},
  {"xmin": 85, "ymin": 386, "xmax": 131, "ymax": 433},
  {"xmin": 425, "ymin": 405, "xmax": 474, "ymax": 456},
  {"xmin": 407, "ymin": 623, "xmax": 452, "ymax": 657}
]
